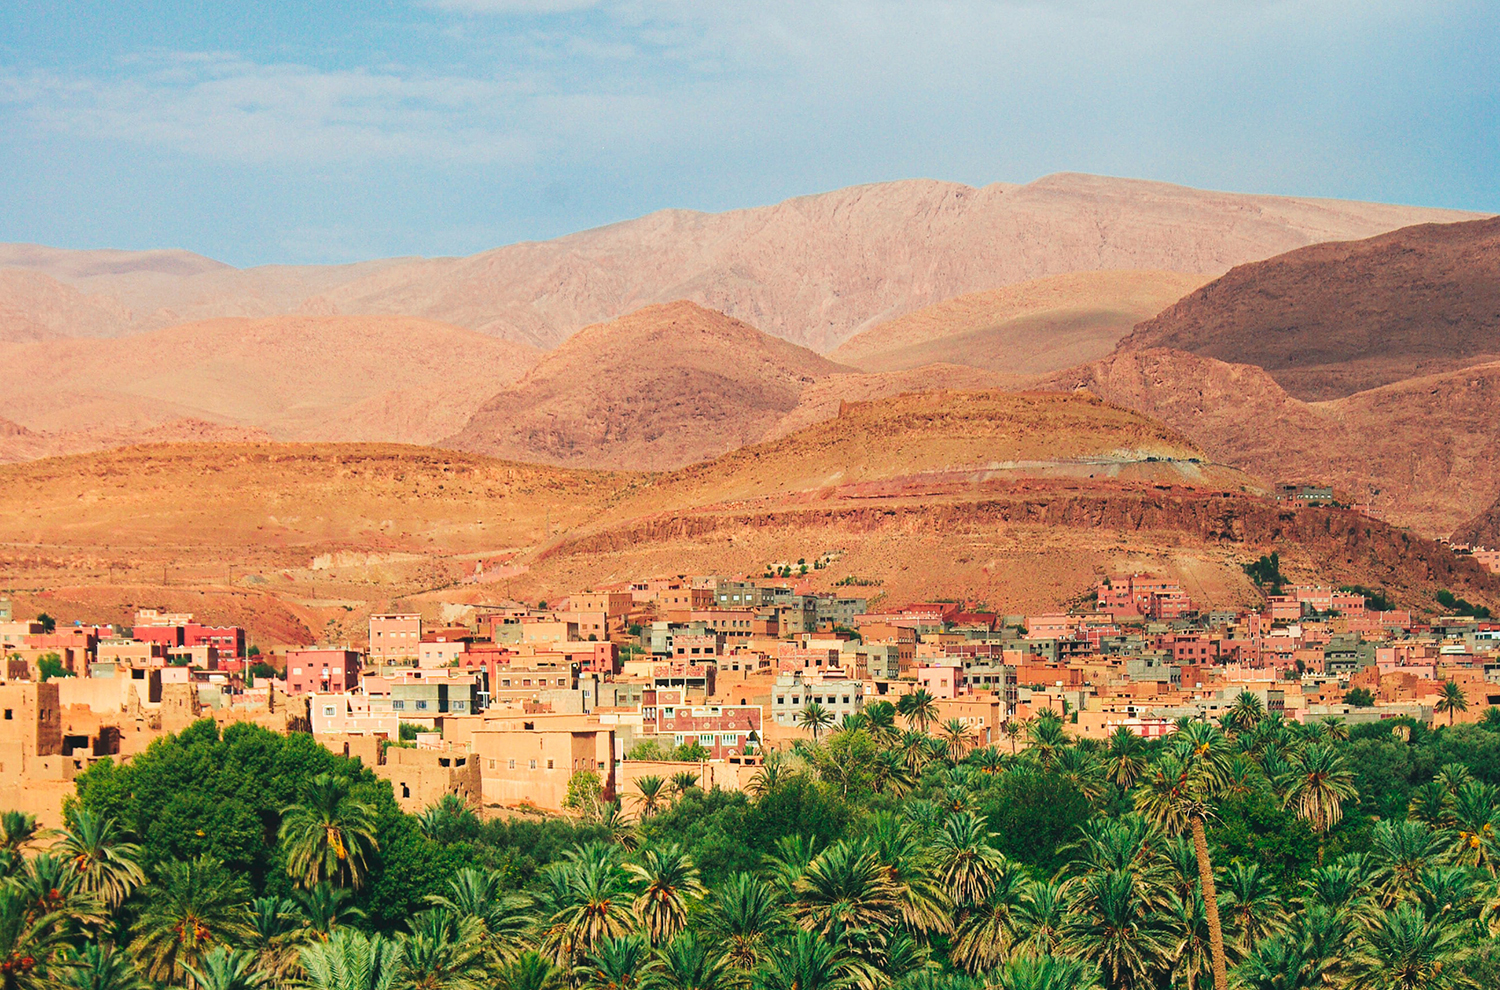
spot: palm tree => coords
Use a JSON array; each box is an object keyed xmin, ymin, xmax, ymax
[
  {"xmin": 1133, "ymin": 722, "xmax": 1232, "ymax": 990},
  {"xmin": 247, "ymin": 896, "xmax": 307, "ymax": 982},
  {"xmin": 1233, "ymin": 934, "xmax": 1334, "ymax": 990},
  {"xmin": 278, "ymin": 774, "xmax": 380, "ymax": 891},
  {"xmin": 394, "ymin": 910, "xmax": 483, "ymax": 990},
  {"xmin": 424, "ymin": 867, "xmax": 530, "ymax": 961},
  {"xmin": 933, "ymin": 812, "xmax": 1004, "ymax": 908},
  {"xmin": 48, "ymin": 944, "xmax": 144, "ymax": 990},
  {"xmin": 541, "ymin": 844, "xmax": 635, "ymax": 966},
  {"xmin": 1346, "ymin": 902, "xmax": 1473, "ymax": 990},
  {"xmin": 631, "ymin": 776, "xmax": 667, "ymax": 819},
  {"xmin": 989, "ymin": 955, "xmax": 1102, "ymax": 990},
  {"xmin": 299, "ymin": 929, "xmax": 396, "ymax": 990},
  {"xmin": 1003, "ymin": 720, "xmax": 1024, "ymax": 755},
  {"xmin": 572, "ymin": 934, "xmax": 653, "ymax": 990},
  {"xmin": 1320, "ymin": 716, "xmax": 1350, "ymax": 742},
  {"xmin": 863, "ymin": 701, "xmax": 900, "ymax": 746},
  {"xmin": 1220, "ymin": 862, "xmax": 1283, "ymax": 954},
  {"xmin": 669, "ymin": 771, "xmax": 700, "ymax": 799},
  {"xmin": 596, "ymin": 803, "xmax": 639, "ymax": 851},
  {"xmin": 898, "ymin": 690, "xmax": 939, "ymax": 734},
  {"xmin": 753, "ymin": 930, "xmax": 853, "ymax": 990},
  {"xmin": 1433, "ymin": 681, "xmax": 1468, "ymax": 727},
  {"xmin": 491, "ymin": 952, "xmax": 564, "ymax": 990},
  {"xmin": 795, "ymin": 702, "xmax": 835, "ymax": 742},
  {"xmin": 747, "ymin": 750, "xmax": 791, "ymax": 799},
  {"xmin": 1447, "ymin": 780, "xmax": 1499, "ymax": 874},
  {"xmin": 183, "ymin": 947, "xmax": 266, "ymax": 990},
  {"xmin": 1026, "ymin": 713, "xmax": 1068, "ymax": 768},
  {"xmin": 940, "ymin": 719, "xmax": 975, "ymax": 762},
  {"xmin": 1372, "ymin": 820, "xmax": 1449, "ymax": 907},
  {"xmin": 293, "ymin": 883, "xmax": 366, "ymax": 938},
  {"xmin": 1056, "ymin": 747, "xmax": 1108, "ymax": 806},
  {"xmin": 707, "ymin": 873, "xmax": 785, "ymax": 971},
  {"xmin": 1406, "ymin": 780, "xmax": 1453, "ymax": 828},
  {"xmin": 1279, "ymin": 743, "xmax": 1359, "ymax": 861},
  {"xmin": 625, "ymin": 844, "xmax": 704, "ymax": 946},
  {"xmin": 654, "ymin": 934, "xmax": 735, "ymax": 990},
  {"xmin": 14, "ymin": 852, "xmax": 106, "ymax": 928},
  {"xmin": 130, "ymin": 857, "xmax": 254, "ymax": 987},
  {"xmin": 792, "ymin": 841, "xmax": 900, "ymax": 940},
  {"xmin": 865, "ymin": 813, "xmax": 951, "ymax": 936},
  {"xmin": 0, "ymin": 886, "xmax": 71, "ymax": 990},
  {"xmin": 1014, "ymin": 880, "xmax": 1069, "ymax": 958},
  {"xmin": 1227, "ymin": 691, "xmax": 1266, "ymax": 734},
  {"xmin": 1102, "ymin": 728, "xmax": 1147, "ymax": 791},
  {"xmin": 950, "ymin": 857, "xmax": 1029, "ymax": 974},
  {"xmin": 415, "ymin": 795, "xmax": 478, "ymax": 846},
  {"xmin": 1064, "ymin": 869, "xmax": 1175, "ymax": 990},
  {"xmin": 50, "ymin": 810, "xmax": 145, "ymax": 911}
]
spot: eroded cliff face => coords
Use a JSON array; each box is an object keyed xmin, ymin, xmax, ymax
[{"xmin": 541, "ymin": 484, "xmax": 1500, "ymax": 610}]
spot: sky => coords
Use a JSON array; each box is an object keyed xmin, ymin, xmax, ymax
[{"xmin": 1, "ymin": 0, "xmax": 1496, "ymax": 266}]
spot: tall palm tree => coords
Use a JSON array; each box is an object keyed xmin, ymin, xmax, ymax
[
  {"xmin": 796, "ymin": 702, "xmax": 835, "ymax": 742},
  {"xmin": 753, "ymin": 930, "xmax": 853, "ymax": 990},
  {"xmin": 1447, "ymin": 780, "xmax": 1499, "ymax": 875},
  {"xmin": 278, "ymin": 774, "xmax": 380, "ymax": 891},
  {"xmin": 1433, "ymin": 681, "xmax": 1469, "ymax": 728},
  {"xmin": 1279, "ymin": 743, "xmax": 1359, "ymax": 861},
  {"xmin": 898, "ymin": 691, "xmax": 939, "ymax": 734},
  {"xmin": 48, "ymin": 944, "xmax": 144, "ymax": 990},
  {"xmin": 626, "ymin": 845, "xmax": 704, "ymax": 946},
  {"xmin": 183, "ymin": 947, "xmax": 266, "ymax": 990},
  {"xmin": 941, "ymin": 720, "xmax": 976, "ymax": 763},
  {"xmin": 654, "ymin": 934, "xmax": 735, "ymax": 990},
  {"xmin": 129, "ymin": 857, "xmax": 254, "ymax": 987},
  {"xmin": 14, "ymin": 853, "xmax": 106, "ymax": 928},
  {"xmin": 865, "ymin": 814, "xmax": 951, "ymax": 936},
  {"xmin": 394, "ymin": 910, "xmax": 483, "ymax": 990},
  {"xmin": 1320, "ymin": 717, "xmax": 1350, "ymax": 742},
  {"xmin": 863, "ymin": 702, "xmax": 901, "ymax": 746},
  {"xmin": 1002, "ymin": 720, "xmax": 1024, "ymax": 756},
  {"xmin": 1219, "ymin": 862, "xmax": 1283, "ymax": 954},
  {"xmin": 1227, "ymin": 692, "xmax": 1266, "ymax": 735},
  {"xmin": 50, "ymin": 811, "xmax": 145, "ymax": 912},
  {"xmin": 933, "ymin": 813, "xmax": 1004, "ymax": 909},
  {"xmin": 1346, "ymin": 902, "xmax": 1474, "ymax": 990},
  {"xmin": 299, "ymin": 929, "xmax": 397, "ymax": 990},
  {"xmin": 707, "ymin": 873, "xmax": 785, "ymax": 971},
  {"xmin": 1026, "ymin": 714, "xmax": 1068, "ymax": 768},
  {"xmin": 632, "ymin": 777, "xmax": 667, "ymax": 819},
  {"xmin": 1133, "ymin": 722, "xmax": 1232, "ymax": 990},
  {"xmin": 1102, "ymin": 728, "xmax": 1147, "ymax": 791}
]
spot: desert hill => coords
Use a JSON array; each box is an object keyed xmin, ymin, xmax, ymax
[
  {"xmin": 1, "ymin": 174, "xmax": 1477, "ymax": 351},
  {"xmin": 830, "ymin": 270, "xmax": 1212, "ymax": 373},
  {"xmin": 1121, "ymin": 216, "xmax": 1500, "ymax": 400},
  {"xmin": 447, "ymin": 302, "xmax": 849, "ymax": 470},
  {"xmin": 1047, "ymin": 349, "xmax": 1500, "ymax": 537},
  {"xmin": 1, "ymin": 389, "xmax": 1496, "ymax": 643},
  {"xmin": 0, "ymin": 315, "xmax": 540, "ymax": 447}
]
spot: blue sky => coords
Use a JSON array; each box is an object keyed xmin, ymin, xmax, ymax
[{"xmin": 1, "ymin": 1, "xmax": 1495, "ymax": 266}]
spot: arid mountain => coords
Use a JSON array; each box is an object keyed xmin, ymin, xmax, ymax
[
  {"xmin": 1, "ymin": 174, "xmax": 1476, "ymax": 351},
  {"xmin": 0, "ymin": 270, "xmax": 135, "ymax": 341},
  {"xmin": 447, "ymin": 301, "xmax": 848, "ymax": 470},
  {"xmin": 1121, "ymin": 217, "xmax": 1500, "ymax": 400},
  {"xmin": 0, "ymin": 315, "xmax": 539, "ymax": 445},
  {"xmin": 831, "ymin": 270, "xmax": 1212, "ymax": 373},
  {"xmin": 1453, "ymin": 496, "xmax": 1500, "ymax": 547},
  {"xmin": 1046, "ymin": 349, "xmax": 1500, "ymax": 538},
  {"xmin": 2, "ymin": 389, "xmax": 1494, "ymax": 644},
  {"xmin": 0, "ymin": 417, "xmax": 275, "ymax": 463}
]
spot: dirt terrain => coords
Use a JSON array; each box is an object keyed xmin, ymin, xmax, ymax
[
  {"xmin": 1, "ymin": 174, "xmax": 1475, "ymax": 352},
  {"xmin": 1121, "ymin": 217, "xmax": 1500, "ymax": 399},
  {"xmin": 1, "ymin": 389, "xmax": 1492, "ymax": 646},
  {"xmin": 831, "ymin": 270, "xmax": 1212, "ymax": 374}
]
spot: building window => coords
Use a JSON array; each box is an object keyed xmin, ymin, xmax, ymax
[
  {"xmin": 323, "ymin": 707, "xmax": 336, "ymax": 717},
  {"xmin": 547, "ymin": 759, "xmax": 555, "ymax": 769},
  {"xmin": 508, "ymin": 759, "xmax": 516, "ymax": 769},
  {"xmin": 529, "ymin": 759, "xmax": 537, "ymax": 770},
  {"xmin": 2, "ymin": 710, "xmax": 9, "ymax": 720}
]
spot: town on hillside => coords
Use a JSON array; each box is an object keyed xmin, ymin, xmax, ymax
[{"xmin": 2, "ymin": 570, "xmax": 1498, "ymax": 827}]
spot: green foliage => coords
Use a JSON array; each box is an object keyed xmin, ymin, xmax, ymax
[
  {"xmin": 975, "ymin": 769, "xmax": 1093, "ymax": 875},
  {"xmin": 1434, "ymin": 589, "xmax": 1492, "ymax": 618},
  {"xmin": 1243, "ymin": 552, "xmax": 1287, "ymax": 594},
  {"xmin": 1339, "ymin": 585, "xmax": 1393, "ymax": 611},
  {"xmin": 1344, "ymin": 687, "xmax": 1375, "ymax": 707},
  {"xmin": 398, "ymin": 723, "xmax": 425, "ymax": 742},
  {"xmin": 1208, "ymin": 790, "xmax": 1318, "ymax": 891},
  {"xmin": 36, "ymin": 612, "xmax": 56, "ymax": 633},
  {"xmin": 37, "ymin": 654, "xmax": 74, "ymax": 681}
]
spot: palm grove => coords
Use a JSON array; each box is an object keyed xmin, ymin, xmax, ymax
[{"xmin": 5, "ymin": 695, "xmax": 1500, "ymax": 990}]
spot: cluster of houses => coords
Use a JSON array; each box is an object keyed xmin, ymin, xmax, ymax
[{"xmin": 2, "ymin": 570, "xmax": 1500, "ymax": 825}]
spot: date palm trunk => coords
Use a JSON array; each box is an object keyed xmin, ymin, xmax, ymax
[{"xmin": 1190, "ymin": 814, "xmax": 1228, "ymax": 990}]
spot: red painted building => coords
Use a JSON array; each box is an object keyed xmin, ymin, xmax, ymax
[{"xmin": 285, "ymin": 648, "xmax": 361, "ymax": 694}]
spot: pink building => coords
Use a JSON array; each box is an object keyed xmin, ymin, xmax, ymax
[
  {"xmin": 285, "ymin": 648, "xmax": 361, "ymax": 694},
  {"xmin": 917, "ymin": 664, "xmax": 960, "ymax": 699}
]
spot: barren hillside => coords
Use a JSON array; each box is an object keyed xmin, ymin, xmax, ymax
[
  {"xmin": 0, "ymin": 315, "xmax": 540, "ymax": 445},
  {"xmin": 831, "ymin": 270, "xmax": 1212, "ymax": 373},
  {"xmin": 447, "ymin": 301, "xmax": 848, "ymax": 470},
  {"xmin": 2, "ymin": 174, "xmax": 1476, "ymax": 351},
  {"xmin": 1121, "ymin": 216, "xmax": 1500, "ymax": 399}
]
